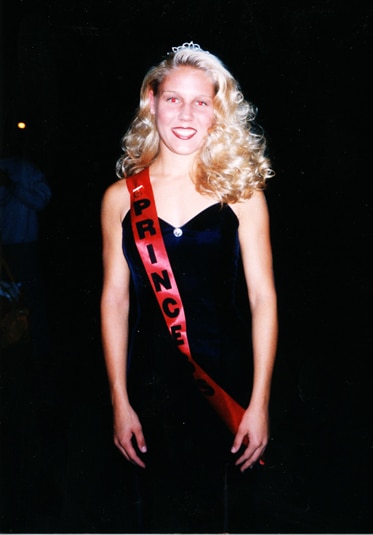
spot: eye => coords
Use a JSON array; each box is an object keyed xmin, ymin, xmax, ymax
[
  {"xmin": 166, "ymin": 96, "xmax": 179, "ymax": 103},
  {"xmin": 196, "ymin": 100, "xmax": 208, "ymax": 106}
]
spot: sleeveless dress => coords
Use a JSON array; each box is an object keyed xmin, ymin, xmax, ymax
[{"xmin": 121, "ymin": 198, "xmax": 254, "ymax": 531}]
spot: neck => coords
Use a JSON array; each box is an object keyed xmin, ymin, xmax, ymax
[{"xmin": 150, "ymin": 149, "xmax": 196, "ymax": 181}]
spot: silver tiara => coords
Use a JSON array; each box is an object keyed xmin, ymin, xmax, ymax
[{"xmin": 171, "ymin": 41, "xmax": 209, "ymax": 54}]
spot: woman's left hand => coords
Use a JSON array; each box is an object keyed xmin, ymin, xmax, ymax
[{"xmin": 231, "ymin": 405, "xmax": 269, "ymax": 472}]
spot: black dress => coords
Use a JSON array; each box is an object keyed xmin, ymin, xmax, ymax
[{"xmin": 121, "ymin": 200, "xmax": 255, "ymax": 532}]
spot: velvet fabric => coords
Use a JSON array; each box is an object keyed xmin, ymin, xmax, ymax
[
  {"xmin": 122, "ymin": 200, "xmax": 253, "ymax": 429},
  {"xmin": 121, "ymin": 196, "xmax": 255, "ymax": 532}
]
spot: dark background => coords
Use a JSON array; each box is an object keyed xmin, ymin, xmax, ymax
[{"xmin": 1, "ymin": 0, "xmax": 372, "ymax": 533}]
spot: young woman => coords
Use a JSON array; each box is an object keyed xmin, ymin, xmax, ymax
[{"xmin": 101, "ymin": 42, "xmax": 277, "ymax": 532}]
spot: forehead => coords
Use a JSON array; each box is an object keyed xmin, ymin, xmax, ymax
[{"xmin": 160, "ymin": 66, "xmax": 215, "ymax": 94}]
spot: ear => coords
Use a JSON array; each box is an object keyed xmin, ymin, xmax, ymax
[{"xmin": 149, "ymin": 90, "xmax": 156, "ymax": 115}]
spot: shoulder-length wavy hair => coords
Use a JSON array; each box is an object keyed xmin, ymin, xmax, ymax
[{"xmin": 116, "ymin": 45, "xmax": 274, "ymax": 203}]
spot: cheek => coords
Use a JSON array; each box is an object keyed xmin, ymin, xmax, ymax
[
  {"xmin": 203, "ymin": 112, "xmax": 215, "ymax": 130},
  {"xmin": 156, "ymin": 106, "xmax": 173, "ymax": 124}
]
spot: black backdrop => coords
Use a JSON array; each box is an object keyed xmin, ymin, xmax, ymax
[{"xmin": 1, "ymin": 1, "xmax": 372, "ymax": 533}]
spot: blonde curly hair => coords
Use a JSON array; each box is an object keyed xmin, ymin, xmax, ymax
[{"xmin": 116, "ymin": 45, "xmax": 274, "ymax": 203}]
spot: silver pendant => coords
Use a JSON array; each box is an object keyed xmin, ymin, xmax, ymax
[{"xmin": 173, "ymin": 228, "xmax": 183, "ymax": 237}]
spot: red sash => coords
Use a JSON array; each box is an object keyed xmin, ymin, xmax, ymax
[{"xmin": 126, "ymin": 168, "xmax": 246, "ymax": 437}]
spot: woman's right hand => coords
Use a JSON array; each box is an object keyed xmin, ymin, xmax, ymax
[{"xmin": 113, "ymin": 405, "xmax": 147, "ymax": 468}]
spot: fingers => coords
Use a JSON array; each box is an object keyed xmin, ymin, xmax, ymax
[
  {"xmin": 115, "ymin": 427, "xmax": 147, "ymax": 469},
  {"xmin": 235, "ymin": 444, "xmax": 265, "ymax": 472},
  {"xmin": 116, "ymin": 436, "xmax": 147, "ymax": 468},
  {"xmin": 232, "ymin": 434, "xmax": 267, "ymax": 472},
  {"xmin": 230, "ymin": 429, "xmax": 249, "ymax": 454}
]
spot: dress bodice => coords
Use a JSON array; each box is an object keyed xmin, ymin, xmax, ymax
[{"xmin": 122, "ymin": 202, "xmax": 252, "ymax": 407}]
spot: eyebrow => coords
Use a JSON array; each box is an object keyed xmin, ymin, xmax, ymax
[{"xmin": 161, "ymin": 90, "xmax": 213, "ymax": 99}]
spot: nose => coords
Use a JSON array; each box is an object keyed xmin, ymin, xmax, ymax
[{"xmin": 178, "ymin": 102, "xmax": 193, "ymax": 121}]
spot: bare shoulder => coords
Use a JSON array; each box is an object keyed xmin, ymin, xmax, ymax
[
  {"xmin": 101, "ymin": 178, "xmax": 131, "ymax": 223},
  {"xmin": 230, "ymin": 191, "xmax": 269, "ymax": 227}
]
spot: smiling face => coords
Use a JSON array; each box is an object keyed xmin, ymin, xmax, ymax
[{"xmin": 149, "ymin": 66, "xmax": 216, "ymax": 158}]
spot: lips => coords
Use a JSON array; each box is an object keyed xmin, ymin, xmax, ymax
[{"xmin": 171, "ymin": 127, "xmax": 197, "ymax": 140}]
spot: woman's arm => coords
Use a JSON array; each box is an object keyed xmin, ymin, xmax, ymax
[
  {"xmin": 101, "ymin": 182, "xmax": 147, "ymax": 468},
  {"xmin": 231, "ymin": 191, "xmax": 278, "ymax": 471}
]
